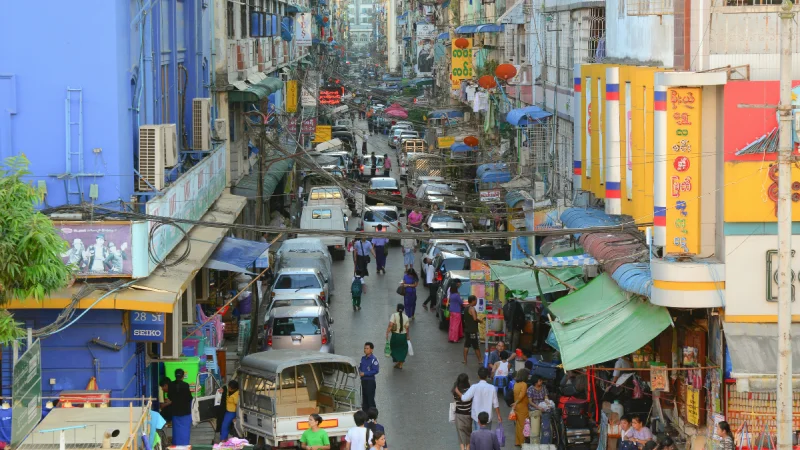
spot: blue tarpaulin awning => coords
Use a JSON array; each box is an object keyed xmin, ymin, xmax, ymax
[
  {"xmin": 455, "ymin": 24, "xmax": 479, "ymax": 34},
  {"xmin": 286, "ymin": 4, "xmax": 309, "ymax": 13},
  {"xmin": 450, "ymin": 143, "xmax": 475, "ymax": 153},
  {"xmin": 205, "ymin": 237, "xmax": 271, "ymax": 273},
  {"xmin": 480, "ymin": 169, "xmax": 512, "ymax": 184},
  {"xmin": 476, "ymin": 24, "xmax": 504, "ymax": 33},
  {"xmin": 429, "ymin": 109, "xmax": 464, "ymax": 119},
  {"xmin": 477, "ymin": 163, "xmax": 508, "ymax": 178},
  {"xmin": 506, "ymin": 189, "xmax": 533, "ymax": 207},
  {"xmin": 506, "ymin": 106, "xmax": 552, "ymax": 126},
  {"xmin": 437, "ymin": 32, "xmax": 450, "ymax": 40}
]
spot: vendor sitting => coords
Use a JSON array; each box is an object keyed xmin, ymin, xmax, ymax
[{"xmin": 626, "ymin": 415, "xmax": 654, "ymax": 449}]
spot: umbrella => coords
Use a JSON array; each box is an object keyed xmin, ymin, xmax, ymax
[{"xmin": 385, "ymin": 108, "xmax": 408, "ymax": 118}]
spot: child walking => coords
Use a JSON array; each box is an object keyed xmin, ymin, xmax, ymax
[{"xmin": 352, "ymin": 270, "xmax": 366, "ymax": 311}]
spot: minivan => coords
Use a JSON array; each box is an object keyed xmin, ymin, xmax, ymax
[{"xmin": 299, "ymin": 205, "xmax": 348, "ymax": 260}]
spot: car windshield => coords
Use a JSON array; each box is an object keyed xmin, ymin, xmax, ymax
[
  {"xmin": 423, "ymin": 184, "xmax": 453, "ymax": 195},
  {"xmin": 371, "ymin": 179, "xmax": 398, "ymax": 189},
  {"xmin": 273, "ymin": 317, "xmax": 321, "ymax": 336},
  {"xmin": 310, "ymin": 189, "xmax": 342, "ymax": 200},
  {"xmin": 442, "ymin": 258, "xmax": 468, "ymax": 272},
  {"xmin": 271, "ymin": 299, "xmax": 319, "ymax": 308},
  {"xmin": 311, "ymin": 209, "xmax": 332, "ymax": 219},
  {"xmin": 433, "ymin": 243, "xmax": 469, "ymax": 255},
  {"xmin": 431, "ymin": 214, "xmax": 461, "ymax": 223},
  {"xmin": 274, "ymin": 274, "xmax": 321, "ymax": 290},
  {"xmin": 364, "ymin": 210, "xmax": 399, "ymax": 222}
]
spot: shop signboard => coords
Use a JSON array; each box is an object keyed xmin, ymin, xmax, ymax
[
  {"xmin": 437, "ymin": 136, "xmax": 455, "ymax": 148},
  {"xmin": 416, "ymin": 23, "xmax": 435, "ymax": 77},
  {"xmin": 146, "ymin": 148, "xmax": 227, "ymax": 274},
  {"xmin": 664, "ymin": 87, "xmax": 701, "ymax": 255},
  {"xmin": 129, "ymin": 311, "xmax": 166, "ymax": 342},
  {"xmin": 288, "ymin": 117, "xmax": 317, "ymax": 134},
  {"xmin": 11, "ymin": 340, "xmax": 41, "ymax": 448},
  {"xmin": 301, "ymin": 71, "xmax": 318, "ymax": 107},
  {"xmin": 450, "ymin": 38, "xmax": 473, "ymax": 90},
  {"xmin": 312, "ymin": 125, "xmax": 332, "ymax": 143},
  {"xmin": 686, "ymin": 386, "xmax": 700, "ymax": 426},
  {"xmin": 286, "ymin": 80, "xmax": 298, "ymax": 113},
  {"xmin": 295, "ymin": 13, "xmax": 312, "ymax": 47},
  {"xmin": 480, "ymin": 189, "xmax": 501, "ymax": 202},
  {"xmin": 319, "ymin": 88, "xmax": 343, "ymax": 105},
  {"xmin": 56, "ymin": 222, "xmax": 132, "ymax": 277}
]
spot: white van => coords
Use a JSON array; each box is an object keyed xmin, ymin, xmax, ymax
[
  {"xmin": 299, "ymin": 205, "xmax": 348, "ymax": 261},
  {"xmin": 306, "ymin": 186, "xmax": 350, "ymax": 216}
]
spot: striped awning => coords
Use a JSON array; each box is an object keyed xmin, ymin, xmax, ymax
[{"xmin": 533, "ymin": 254, "xmax": 598, "ymax": 268}]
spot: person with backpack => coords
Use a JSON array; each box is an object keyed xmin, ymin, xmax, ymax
[{"xmin": 352, "ymin": 270, "xmax": 366, "ymax": 311}]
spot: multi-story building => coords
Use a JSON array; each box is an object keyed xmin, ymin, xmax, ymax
[{"xmin": 349, "ymin": 0, "xmax": 377, "ymax": 48}]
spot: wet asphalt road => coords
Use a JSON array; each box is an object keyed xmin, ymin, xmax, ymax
[{"xmin": 326, "ymin": 124, "xmax": 517, "ymax": 449}]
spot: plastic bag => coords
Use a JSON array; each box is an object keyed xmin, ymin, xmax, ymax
[
  {"xmin": 509, "ymin": 410, "xmax": 517, "ymax": 421},
  {"xmin": 449, "ymin": 402, "xmax": 456, "ymax": 423},
  {"xmin": 407, "ymin": 340, "xmax": 414, "ymax": 356},
  {"xmin": 384, "ymin": 341, "xmax": 391, "ymax": 357},
  {"xmin": 214, "ymin": 389, "xmax": 223, "ymax": 406},
  {"xmin": 496, "ymin": 426, "xmax": 506, "ymax": 447}
]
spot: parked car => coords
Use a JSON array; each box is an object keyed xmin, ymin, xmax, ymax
[
  {"xmin": 436, "ymin": 270, "xmax": 471, "ymax": 330},
  {"xmin": 426, "ymin": 210, "xmax": 468, "ymax": 234},
  {"xmin": 365, "ymin": 177, "xmax": 402, "ymax": 206},
  {"xmin": 431, "ymin": 251, "xmax": 471, "ymax": 284},
  {"xmin": 388, "ymin": 126, "xmax": 413, "ymax": 147},
  {"xmin": 359, "ymin": 154, "xmax": 385, "ymax": 181},
  {"xmin": 410, "ymin": 176, "xmax": 446, "ymax": 195},
  {"xmin": 264, "ymin": 292, "xmax": 328, "ymax": 320},
  {"xmin": 421, "ymin": 239, "xmax": 472, "ymax": 278},
  {"xmin": 361, "ymin": 205, "xmax": 402, "ymax": 243},
  {"xmin": 270, "ymin": 267, "xmax": 329, "ymax": 305},
  {"xmin": 298, "ymin": 205, "xmax": 348, "ymax": 260},
  {"xmin": 275, "ymin": 237, "xmax": 334, "ymax": 293},
  {"xmin": 392, "ymin": 131, "xmax": 419, "ymax": 148},
  {"xmin": 335, "ymin": 119, "xmax": 353, "ymax": 127},
  {"xmin": 263, "ymin": 306, "xmax": 335, "ymax": 353}
]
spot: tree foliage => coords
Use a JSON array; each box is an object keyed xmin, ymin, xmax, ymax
[{"xmin": 0, "ymin": 156, "xmax": 73, "ymax": 343}]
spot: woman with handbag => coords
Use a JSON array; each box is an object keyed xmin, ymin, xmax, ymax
[
  {"xmin": 451, "ymin": 373, "xmax": 473, "ymax": 450},
  {"xmin": 401, "ymin": 268, "xmax": 419, "ymax": 319},
  {"xmin": 385, "ymin": 304, "xmax": 410, "ymax": 369},
  {"xmin": 511, "ymin": 369, "xmax": 531, "ymax": 446}
]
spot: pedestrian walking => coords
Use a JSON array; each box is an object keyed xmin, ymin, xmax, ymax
[
  {"xmin": 359, "ymin": 342, "xmax": 380, "ymax": 411},
  {"xmin": 169, "ymin": 369, "xmax": 194, "ymax": 445},
  {"xmin": 351, "ymin": 270, "xmax": 365, "ymax": 311},
  {"xmin": 461, "ymin": 367, "xmax": 503, "ymax": 430},
  {"xmin": 385, "ymin": 303, "xmax": 410, "ymax": 369},
  {"xmin": 470, "ymin": 412, "xmax": 501, "ymax": 450},
  {"xmin": 345, "ymin": 410, "xmax": 373, "ymax": 450},
  {"xmin": 422, "ymin": 257, "xmax": 436, "ymax": 311},
  {"xmin": 512, "ymin": 369, "xmax": 531, "ymax": 446},
  {"xmin": 448, "ymin": 279, "xmax": 464, "ymax": 342},
  {"xmin": 370, "ymin": 152, "xmax": 377, "ymax": 177},
  {"xmin": 452, "ymin": 373, "xmax": 474, "ymax": 450},
  {"xmin": 372, "ymin": 226, "xmax": 389, "ymax": 274},
  {"xmin": 362, "ymin": 140, "xmax": 368, "ymax": 156},
  {"xmin": 369, "ymin": 431, "xmax": 386, "ymax": 450},
  {"xmin": 218, "ymin": 380, "xmax": 239, "ymax": 442},
  {"xmin": 401, "ymin": 229, "xmax": 416, "ymax": 270},
  {"xmin": 407, "ymin": 209, "xmax": 423, "ymax": 231},
  {"xmin": 463, "ymin": 295, "xmax": 484, "ymax": 365},
  {"xmin": 383, "ymin": 154, "xmax": 391, "ymax": 177},
  {"xmin": 401, "ymin": 268, "xmax": 419, "ymax": 319},
  {"xmin": 366, "ymin": 408, "xmax": 386, "ymax": 448},
  {"xmin": 353, "ymin": 236, "xmax": 375, "ymax": 276},
  {"xmin": 300, "ymin": 414, "xmax": 331, "ymax": 450}
]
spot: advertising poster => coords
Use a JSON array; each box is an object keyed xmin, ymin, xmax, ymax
[
  {"xmin": 416, "ymin": 23, "xmax": 435, "ymax": 76},
  {"xmin": 56, "ymin": 222, "xmax": 133, "ymax": 276},
  {"xmin": 295, "ymin": 13, "xmax": 312, "ymax": 47},
  {"xmin": 312, "ymin": 125, "xmax": 332, "ymax": 143},
  {"xmin": 451, "ymin": 38, "xmax": 473, "ymax": 90},
  {"xmin": 437, "ymin": 136, "xmax": 455, "ymax": 148},
  {"xmin": 301, "ymin": 71, "xmax": 318, "ymax": 107}
]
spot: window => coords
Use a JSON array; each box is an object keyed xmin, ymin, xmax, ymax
[
  {"xmin": 274, "ymin": 274, "xmax": 322, "ymax": 289},
  {"xmin": 369, "ymin": 178, "xmax": 398, "ymax": 189},
  {"xmin": 227, "ymin": 1, "xmax": 235, "ymax": 38},
  {"xmin": 273, "ymin": 317, "xmax": 321, "ymax": 336},
  {"xmin": 310, "ymin": 188, "xmax": 343, "ymax": 200},
  {"xmin": 240, "ymin": 2, "xmax": 248, "ymax": 39},
  {"xmin": 626, "ymin": 0, "xmax": 672, "ymax": 15},
  {"xmin": 364, "ymin": 210, "xmax": 399, "ymax": 222},
  {"xmin": 311, "ymin": 209, "xmax": 332, "ymax": 219},
  {"xmin": 160, "ymin": 1, "xmax": 171, "ymax": 52}
]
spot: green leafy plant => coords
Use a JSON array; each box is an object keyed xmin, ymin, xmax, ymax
[
  {"xmin": 476, "ymin": 59, "xmax": 500, "ymax": 78},
  {"xmin": 0, "ymin": 156, "xmax": 73, "ymax": 343}
]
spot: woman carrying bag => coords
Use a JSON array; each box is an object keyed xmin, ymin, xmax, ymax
[
  {"xmin": 385, "ymin": 304, "xmax": 410, "ymax": 369},
  {"xmin": 511, "ymin": 368, "xmax": 531, "ymax": 446}
]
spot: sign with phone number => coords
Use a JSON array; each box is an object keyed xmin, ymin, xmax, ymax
[{"xmin": 665, "ymin": 87, "xmax": 702, "ymax": 255}]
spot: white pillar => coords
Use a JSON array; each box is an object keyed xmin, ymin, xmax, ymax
[
  {"xmin": 605, "ymin": 67, "xmax": 621, "ymax": 215},
  {"xmin": 653, "ymin": 85, "xmax": 667, "ymax": 246}
]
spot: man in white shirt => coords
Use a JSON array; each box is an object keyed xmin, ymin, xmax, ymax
[
  {"xmin": 461, "ymin": 367, "xmax": 502, "ymax": 429},
  {"xmin": 422, "ymin": 257, "xmax": 436, "ymax": 311},
  {"xmin": 345, "ymin": 410, "xmax": 373, "ymax": 450},
  {"xmin": 607, "ymin": 355, "xmax": 633, "ymax": 390}
]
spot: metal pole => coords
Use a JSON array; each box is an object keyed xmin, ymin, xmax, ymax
[{"xmin": 777, "ymin": 1, "xmax": 794, "ymax": 449}]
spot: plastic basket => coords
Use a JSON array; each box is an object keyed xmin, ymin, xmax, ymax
[
  {"xmin": 237, "ymin": 320, "xmax": 252, "ymax": 355},
  {"xmin": 163, "ymin": 357, "xmax": 202, "ymax": 397}
]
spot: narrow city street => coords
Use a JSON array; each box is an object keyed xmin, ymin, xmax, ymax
[{"xmin": 322, "ymin": 124, "xmax": 517, "ymax": 448}]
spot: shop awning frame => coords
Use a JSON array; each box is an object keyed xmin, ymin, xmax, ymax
[
  {"xmin": 204, "ymin": 237, "xmax": 271, "ymax": 274},
  {"xmin": 455, "ymin": 24, "xmax": 480, "ymax": 34},
  {"xmin": 475, "ymin": 24, "xmax": 504, "ymax": 33},
  {"xmin": 489, "ymin": 259, "xmax": 585, "ymax": 296},
  {"xmin": 229, "ymin": 76, "xmax": 284, "ymax": 103},
  {"xmin": 437, "ymin": 32, "xmax": 450, "ymax": 40},
  {"xmin": 506, "ymin": 105, "xmax": 552, "ymax": 126}
]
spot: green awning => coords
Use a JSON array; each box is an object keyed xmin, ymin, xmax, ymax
[
  {"xmin": 489, "ymin": 260, "xmax": 585, "ymax": 295},
  {"xmin": 231, "ymin": 158, "xmax": 295, "ymax": 199},
  {"xmin": 548, "ymin": 273, "xmax": 672, "ymax": 370},
  {"xmin": 300, "ymin": 59, "xmax": 313, "ymax": 67},
  {"xmin": 229, "ymin": 77, "xmax": 285, "ymax": 103}
]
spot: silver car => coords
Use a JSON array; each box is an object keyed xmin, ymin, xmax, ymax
[
  {"xmin": 426, "ymin": 210, "xmax": 468, "ymax": 234},
  {"xmin": 387, "ymin": 126, "xmax": 413, "ymax": 147},
  {"xmin": 264, "ymin": 306, "xmax": 335, "ymax": 353},
  {"xmin": 270, "ymin": 268, "xmax": 330, "ymax": 304}
]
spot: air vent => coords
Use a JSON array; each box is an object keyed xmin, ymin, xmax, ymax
[
  {"xmin": 138, "ymin": 125, "xmax": 165, "ymax": 191},
  {"xmin": 192, "ymin": 98, "xmax": 212, "ymax": 150}
]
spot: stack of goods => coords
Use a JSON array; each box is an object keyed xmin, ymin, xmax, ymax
[{"xmin": 561, "ymin": 397, "xmax": 592, "ymax": 450}]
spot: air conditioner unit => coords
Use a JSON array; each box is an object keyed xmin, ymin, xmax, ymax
[
  {"xmin": 192, "ymin": 98, "xmax": 212, "ymax": 150},
  {"xmin": 138, "ymin": 125, "xmax": 166, "ymax": 191},
  {"xmin": 162, "ymin": 123, "xmax": 178, "ymax": 167},
  {"xmin": 280, "ymin": 72, "xmax": 288, "ymax": 82},
  {"xmin": 213, "ymin": 118, "xmax": 228, "ymax": 141}
]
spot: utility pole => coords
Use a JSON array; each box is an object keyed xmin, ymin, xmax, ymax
[{"xmin": 777, "ymin": 1, "xmax": 795, "ymax": 449}]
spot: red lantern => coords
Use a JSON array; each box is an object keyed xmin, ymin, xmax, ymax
[
  {"xmin": 323, "ymin": 16, "xmax": 329, "ymax": 22},
  {"xmin": 464, "ymin": 136, "xmax": 479, "ymax": 147},
  {"xmin": 495, "ymin": 64, "xmax": 517, "ymax": 81},
  {"xmin": 478, "ymin": 75, "xmax": 497, "ymax": 89},
  {"xmin": 328, "ymin": 36, "xmax": 333, "ymax": 42},
  {"xmin": 454, "ymin": 38, "xmax": 469, "ymax": 49}
]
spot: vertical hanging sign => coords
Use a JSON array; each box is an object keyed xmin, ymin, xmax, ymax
[
  {"xmin": 664, "ymin": 87, "xmax": 702, "ymax": 254},
  {"xmin": 286, "ymin": 80, "xmax": 298, "ymax": 113},
  {"xmin": 451, "ymin": 38, "xmax": 473, "ymax": 90}
]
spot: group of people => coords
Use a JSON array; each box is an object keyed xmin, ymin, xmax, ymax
[
  {"xmin": 354, "ymin": 151, "xmax": 391, "ymax": 177},
  {"xmin": 300, "ymin": 408, "xmax": 388, "ymax": 450}
]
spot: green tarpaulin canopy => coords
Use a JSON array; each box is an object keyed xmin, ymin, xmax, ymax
[
  {"xmin": 549, "ymin": 273, "xmax": 672, "ymax": 370},
  {"xmin": 489, "ymin": 260, "xmax": 585, "ymax": 295},
  {"xmin": 230, "ymin": 77, "xmax": 284, "ymax": 103}
]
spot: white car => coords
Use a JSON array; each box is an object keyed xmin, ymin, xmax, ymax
[
  {"xmin": 335, "ymin": 119, "xmax": 353, "ymax": 127},
  {"xmin": 361, "ymin": 205, "xmax": 402, "ymax": 243},
  {"xmin": 387, "ymin": 126, "xmax": 413, "ymax": 147},
  {"xmin": 421, "ymin": 239, "xmax": 472, "ymax": 279}
]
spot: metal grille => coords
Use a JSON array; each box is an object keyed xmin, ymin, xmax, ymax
[
  {"xmin": 586, "ymin": 8, "xmax": 606, "ymax": 62},
  {"xmin": 626, "ymin": 0, "xmax": 672, "ymax": 16},
  {"xmin": 138, "ymin": 127, "xmax": 157, "ymax": 191},
  {"xmin": 519, "ymin": 123, "xmax": 552, "ymax": 192}
]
